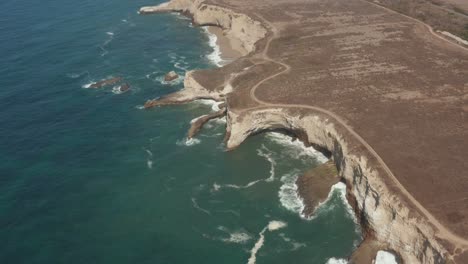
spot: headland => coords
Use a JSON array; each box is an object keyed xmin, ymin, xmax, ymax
[{"xmin": 140, "ymin": 0, "xmax": 468, "ymax": 262}]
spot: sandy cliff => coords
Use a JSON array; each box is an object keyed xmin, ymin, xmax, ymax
[{"xmin": 140, "ymin": 0, "xmax": 466, "ymax": 262}]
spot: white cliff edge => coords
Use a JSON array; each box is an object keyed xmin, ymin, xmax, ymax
[{"xmin": 140, "ymin": 1, "xmax": 450, "ymax": 263}]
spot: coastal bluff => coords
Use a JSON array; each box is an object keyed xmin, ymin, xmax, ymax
[{"xmin": 140, "ymin": 0, "xmax": 468, "ymax": 263}]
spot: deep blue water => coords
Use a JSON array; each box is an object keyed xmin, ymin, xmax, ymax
[{"xmin": 0, "ymin": 0, "xmax": 361, "ymax": 263}]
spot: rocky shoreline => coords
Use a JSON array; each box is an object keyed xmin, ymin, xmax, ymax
[{"xmin": 139, "ymin": 0, "xmax": 460, "ymax": 263}]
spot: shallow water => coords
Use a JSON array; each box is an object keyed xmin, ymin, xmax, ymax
[{"xmin": 0, "ymin": 0, "xmax": 361, "ymax": 263}]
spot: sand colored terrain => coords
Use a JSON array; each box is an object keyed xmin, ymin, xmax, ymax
[{"xmin": 140, "ymin": 0, "xmax": 468, "ymax": 262}]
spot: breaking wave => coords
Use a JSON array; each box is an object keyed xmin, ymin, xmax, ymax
[
  {"xmin": 176, "ymin": 138, "xmax": 201, "ymax": 147},
  {"xmin": 311, "ymin": 182, "xmax": 356, "ymax": 222},
  {"xmin": 278, "ymin": 170, "xmax": 305, "ymax": 215},
  {"xmin": 375, "ymin": 251, "xmax": 398, "ymax": 264},
  {"xmin": 326, "ymin": 258, "xmax": 348, "ymax": 264},
  {"xmin": 202, "ymin": 27, "xmax": 223, "ymax": 67},
  {"xmin": 266, "ymin": 132, "xmax": 328, "ymax": 164}
]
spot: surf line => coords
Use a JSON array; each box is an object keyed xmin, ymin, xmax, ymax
[{"xmin": 247, "ymin": 221, "xmax": 287, "ymax": 264}]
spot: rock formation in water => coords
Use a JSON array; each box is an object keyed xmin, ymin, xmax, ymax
[
  {"xmin": 90, "ymin": 77, "xmax": 122, "ymax": 89},
  {"xmin": 164, "ymin": 71, "xmax": 179, "ymax": 82}
]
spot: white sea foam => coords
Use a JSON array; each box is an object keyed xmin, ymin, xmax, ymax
[
  {"xmin": 326, "ymin": 258, "xmax": 348, "ymax": 264},
  {"xmin": 217, "ymin": 226, "xmax": 251, "ymax": 244},
  {"xmin": 375, "ymin": 251, "xmax": 398, "ymax": 264},
  {"xmin": 147, "ymin": 160, "xmax": 153, "ymax": 169},
  {"xmin": 247, "ymin": 221, "xmax": 287, "ymax": 264},
  {"xmin": 191, "ymin": 198, "xmax": 211, "ymax": 215},
  {"xmin": 82, "ymin": 81, "xmax": 94, "ymax": 89},
  {"xmin": 144, "ymin": 149, "xmax": 153, "ymax": 157},
  {"xmin": 311, "ymin": 182, "xmax": 357, "ymax": 222},
  {"xmin": 67, "ymin": 71, "xmax": 89, "ymax": 79},
  {"xmin": 278, "ymin": 170, "xmax": 305, "ymax": 215},
  {"xmin": 257, "ymin": 145, "xmax": 276, "ymax": 182},
  {"xmin": 222, "ymin": 232, "xmax": 251, "ymax": 244},
  {"xmin": 111, "ymin": 86, "xmax": 124, "ymax": 94},
  {"xmin": 203, "ymin": 27, "xmax": 224, "ymax": 67},
  {"xmin": 211, "ymin": 101, "xmax": 224, "ymax": 112},
  {"xmin": 279, "ymin": 233, "xmax": 306, "ymax": 251},
  {"xmin": 176, "ymin": 138, "xmax": 201, "ymax": 147},
  {"xmin": 195, "ymin": 99, "xmax": 218, "ymax": 108},
  {"xmin": 153, "ymin": 74, "xmax": 184, "ymax": 86},
  {"xmin": 214, "ymin": 145, "xmax": 276, "ymax": 191},
  {"xmin": 144, "ymin": 148, "xmax": 154, "ymax": 169},
  {"xmin": 266, "ymin": 132, "xmax": 328, "ymax": 164},
  {"xmin": 190, "ymin": 115, "xmax": 207, "ymax": 124}
]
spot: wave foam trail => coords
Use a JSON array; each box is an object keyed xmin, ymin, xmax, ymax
[
  {"xmin": 247, "ymin": 221, "xmax": 287, "ymax": 264},
  {"xmin": 191, "ymin": 198, "xmax": 211, "ymax": 215},
  {"xmin": 326, "ymin": 258, "xmax": 348, "ymax": 264},
  {"xmin": 67, "ymin": 71, "xmax": 89, "ymax": 79},
  {"xmin": 100, "ymin": 32, "xmax": 114, "ymax": 57},
  {"xmin": 279, "ymin": 233, "xmax": 306, "ymax": 251},
  {"xmin": 143, "ymin": 148, "xmax": 154, "ymax": 169},
  {"xmin": 203, "ymin": 27, "xmax": 223, "ymax": 67},
  {"xmin": 214, "ymin": 145, "xmax": 278, "ymax": 191},
  {"xmin": 375, "ymin": 251, "xmax": 398, "ymax": 264},
  {"xmin": 266, "ymin": 132, "xmax": 328, "ymax": 164},
  {"xmin": 278, "ymin": 171, "xmax": 305, "ymax": 215}
]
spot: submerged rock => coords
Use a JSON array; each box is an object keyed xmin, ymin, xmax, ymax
[
  {"xmin": 90, "ymin": 77, "xmax": 122, "ymax": 89},
  {"xmin": 119, "ymin": 83, "xmax": 130, "ymax": 92},
  {"xmin": 164, "ymin": 71, "xmax": 179, "ymax": 82}
]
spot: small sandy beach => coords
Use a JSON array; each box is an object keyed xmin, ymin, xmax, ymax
[{"xmin": 206, "ymin": 26, "xmax": 244, "ymax": 64}]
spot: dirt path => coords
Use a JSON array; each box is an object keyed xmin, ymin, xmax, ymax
[
  {"xmin": 360, "ymin": 0, "xmax": 468, "ymax": 52},
  {"xmin": 239, "ymin": 10, "xmax": 468, "ymax": 251}
]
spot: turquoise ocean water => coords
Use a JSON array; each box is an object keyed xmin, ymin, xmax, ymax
[{"xmin": 0, "ymin": 0, "xmax": 361, "ymax": 263}]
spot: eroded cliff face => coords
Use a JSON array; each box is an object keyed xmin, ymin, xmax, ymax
[
  {"xmin": 225, "ymin": 108, "xmax": 448, "ymax": 263},
  {"xmin": 140, "ymin": 0, "xmax": 266, "ymax": 54},
  {"xmin": 140, "ymin": 1, "xmax": 452, "ymax": 263}
]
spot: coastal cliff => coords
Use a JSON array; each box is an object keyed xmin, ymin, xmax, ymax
[
  {"xmin": 140, "ymin": 0, "xmax": 458, "ymax": 263},
  {"xmin": 140, "ymin": 0, "xmax": 266, "ymax": 54}
]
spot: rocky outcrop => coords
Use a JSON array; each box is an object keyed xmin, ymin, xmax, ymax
[
  {"xmin": 297, "ymin": 160, "xmax": 340, "ymax": 217},
  {"xmin": 90, "ymin": 77, "xmax": 122, "ymax": 88},
  {"xmin": 144, "ymin": 70, "xmax": 231, "ymax": 108},
  {"xmin": 164, "ymin": 71, "xmax": 179, "ymax": 82},
  {"xmin": 140, "ymin": 0, "xmax": 267, "ymax": 54},
  {"xmin": 188, "ymin": 108, "xmax": 226, "ymax": 139},
  {"xmin": 119, "ymin": 83, "xmax": 130, "ymax": 92},
  {"xmin": 224, "ymin": 107, "xmax": 447, "ymax": 263}
]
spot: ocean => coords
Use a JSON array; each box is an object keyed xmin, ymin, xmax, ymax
[{"xmin": 0, "ymin": 0, "xmax": 361, "ymax": 263}]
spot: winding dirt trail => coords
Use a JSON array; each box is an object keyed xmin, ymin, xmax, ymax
[{"xmin": 240, "ymin": 11, "xmax": 468, "ymax": 250}]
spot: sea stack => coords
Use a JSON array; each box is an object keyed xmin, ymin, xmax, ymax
[{"xmin": 164, "ymin": 71, "xmax": 179, "ymax": 82}]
